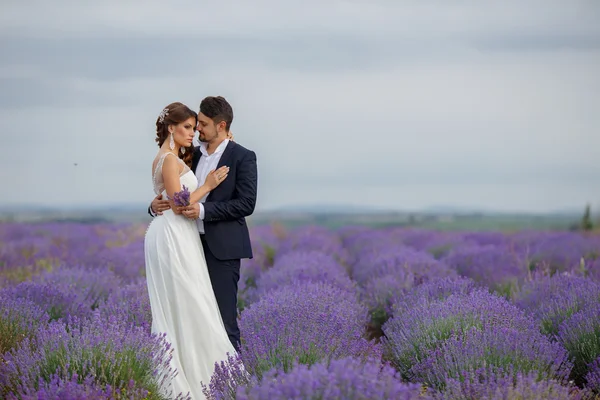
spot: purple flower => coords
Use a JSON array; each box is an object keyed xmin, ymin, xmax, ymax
[
  {"xmin": 239, "ymin": 282, "xmax": 379, "ymax": 379},
  {"xmin": 235, "ymin": 357, "xmax": 429, "ymax": 400},
  {"xmin": 395, "ymin": 229, "xmax": 469, "ymax": 259},
  {"xmin": 557, "ymin": 301, "xmax": 600, "ymax": 386},
  {"xmin": 512, "ymin": 231, "xmax": 599, "ymax": 274},
  {"xmin": 461, "ymin": 231, "xmax": 511, "ymax": 247},
  {"xmin": 172, "ymin": 185, "xmax": 190, "ymax": 207},
  {"xmin": 382, "ymin": 289, "xmax": 570, "ymax": 383},
  {"xmin": 392, "ymin": 275, "xmax": 478, "ymax": 317},
  {"xmin": 0, "ymin": 313, "xmax": 184, "ymax": 399},
  {"xmin": 585, "ymin": 356, "xmax": 600, "ymax": 394},
  {"xmin": 251, "ymin": 251, "xmax": 357, "ymax": 301},
  {"xmin": 2, "ymin": 221, "xmax": 599, "ymax": 398},
  {"xmin": 413, "ymin": 325, "xmax": 572, "ymax": 392},
  {"xmin": 10, "ymin": 373, "xmax": 125, "ymax": 400},
  {"xmin": 96, "ymin": 280, "xmax": 153, "ymax": 332},
  {"xmin": 0, "ymin": 222, "xmax": 148, "ymax": 284},
  {"xmin": 442, "ymin": 243, "xmax": 527, "ymax": 296},
  {"xmin": 352, "ymin": 247, "xmax": 455, "ymax": 286},
  {"xmin": 342, "ymin": 228, "xmax": 408, "ymax": 268},
  {"xmin": 1, "ymin": 280, "xmax": 90, "ymax": 321},
  {"xmin": 0, "ymin": 294, "xmax": 49, "ymax": 357},
  {"xmin": 35, "ymin": 265, "xmax": 123, "ymax": 310},
  {"xmin": 275, "ymin": 226, "xmax": 352, "ymax": 266},
  {"xmin": 513, "ymin": 273, "xmax": 600, "ymax": 336},
  {"xmin": 359, "ymin": 270, "xmax": 414, "ymax": 328},
  {"xmin": 584, "ymin": 257, "xmax": 600, "ymax": 283},
  {"xmin": 201, "ymin": 352, "xmax": 250, "ymax": 400},
  {"xmin": 440, "ymin": 370, "xmax": 583, "ymax": 400},
  {"xmin": 249, "ymin": 224, "xmax": 285, "ymax": 265}
]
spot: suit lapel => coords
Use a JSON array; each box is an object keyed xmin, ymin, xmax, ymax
[
  {"xmin": 192, "ymin": 146, "xmax": 202, "ymax": 172},
  {"xmin": 217, "ymin": 141, "xmax": 236, "ymax": 169}
]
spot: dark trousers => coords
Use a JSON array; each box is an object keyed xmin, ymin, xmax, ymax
[{"xmin": 200, "ymin": 235, "xmax": 241, "ymax": 352}]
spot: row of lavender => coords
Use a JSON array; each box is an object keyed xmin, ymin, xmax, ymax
[
  {"xmin": 1, "ymin": 222, "xmax": 599, "ymax": 399},
  {"xmin": 231, "ymin": 225, "xmax": 600, "ymax": 399}
]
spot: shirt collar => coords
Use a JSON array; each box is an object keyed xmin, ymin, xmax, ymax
[{"xmin": 199, "ymin": 138, "xmax": 230, "ymax": 157}]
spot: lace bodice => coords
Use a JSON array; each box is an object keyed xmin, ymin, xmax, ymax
[{"xmin": 152, "ymin": 152, "xmax": 194, "ymax": 196}]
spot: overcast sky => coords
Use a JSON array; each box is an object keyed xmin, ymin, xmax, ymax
[{"xmin": 1, "ymin": 0, "xmax": 599, "ymax": 213}]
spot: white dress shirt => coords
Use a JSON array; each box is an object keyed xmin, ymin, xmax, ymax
[{"xmin": 195, "ymin": 139, "xmax": 229, "ymax": 234}]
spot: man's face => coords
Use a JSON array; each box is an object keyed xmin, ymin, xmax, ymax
[{"xmin": 197, "ymin": 112, "xmax": 219, "ymax": 142}]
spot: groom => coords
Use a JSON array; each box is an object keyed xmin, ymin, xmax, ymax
[{"xmin": 148, "ymin": 96, "xmax": 257, "ymax": 352}]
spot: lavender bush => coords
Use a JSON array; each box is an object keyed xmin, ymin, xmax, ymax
[
  {"xmin": 439, "ymin": 371, "xmax": 583, "ymax": 400},
  {"xmin": 276, "ymin": 226, "xmax": 352, "ymax": 266},
  {"xmin": 557, "ymin": 302, "xmax": 600, "ymax": 386},
  {"xmin": 251, "ymin": 251, "xmax": 356, "ymax": 300},
  {"xmin": 234, "ymin": 356, "xmax": 428, "ymax": 400},
  {"xmin": 1, "ymin": 280, "xmax": 90, "ymax": 321},
  {"xmin": 352, "ymin": 247, "xmax": 455, "ymax": 285},
  {"xmin": 36, "ymin": 265, "xmax": 123, "ymax": 310},
  {"xmin": 585, "ymin": 356, "xmax": 600, "ymax": 394},
  {"xmin": 512, "ymin": 273, "xmax": 600, "ymax": 336},
  {"xmin": 97, "ymin": 280, "xmax": 153, "ymax": 332},
  {"xmin": 514, "ymin": 231, "xmax": 599, "ymax": 274},
  {"xmin": 392, "ymin": 275, "xmax": 478, "ymax": 317},
  {"xmin": 359, "ymin": 269, "xmax": 415, "ymax": 329},
  {"xmin": 238, "ymin": 282, "xmax": 379, "ymax": 380},
  {"xmin": 10, "ymin": 373, "xmax": 153, "ymax": 400},
  {"xmin": 383, "ymin": 289, "xmax": 572, "ymax": 386},
  {"xmin": 396, "ymin": 229, "xmax": 468, "ymax": 259},
  {"xmin": 351, "ymin": 247, "xmax": 457, "ymax": 329},
  {"xmin": 201, "ymin": 352, "xmax": 250, "ymax": 400},
  {"xmin": 413, "ymin": 325, "xmax": 572, "ymax": 392},
  {"xmin": 442, "ymin": 243, "xmax": 527, "ymax": 296},
  {"xmin": 0, "ymin": 294, "xmax": 48, "ymax": 357},
  {"xmin": 0, "ymin": 313, "xmax": 180, "ymax": 400},
  {"xmin": 1, "ymin": 222, "xmax": 599, "ymax": 397}
]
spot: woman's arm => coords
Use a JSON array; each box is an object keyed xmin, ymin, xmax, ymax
[
  {"xmin": 163, "ymin": 154, "xmax": 228, "ymax": 207},
  {"xmin": 161, "ymin": 155, "xmax": 186, "ymax": 212},
  {"xmin": 189, "ymin": 166, "xmax": 229, "ymax": 203},
  {"xmin": 189, "ymin": 185, "xmax": 212, "ymax": 204}
]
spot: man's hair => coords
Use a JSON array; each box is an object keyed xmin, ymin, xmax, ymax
[{"xmin": 200, "ymin": 96, "xmax": 233, "ymax": 131}]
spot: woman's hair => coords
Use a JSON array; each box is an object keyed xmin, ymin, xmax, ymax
[{"xmin": 155, "ymin": 102, "xmax": 196, "ymax": 167}]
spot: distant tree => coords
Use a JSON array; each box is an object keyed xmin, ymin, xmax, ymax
[{"xmin": 581, "ymin": 203, "xmax": 594, "ymax": 231}]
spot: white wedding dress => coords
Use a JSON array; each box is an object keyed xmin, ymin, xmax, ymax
[{"xmin": 144, "ymin": 152, "xmax": 237, "ymax": 400}]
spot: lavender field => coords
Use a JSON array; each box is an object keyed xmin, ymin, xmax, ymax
[{"xmin": 1, "ymin": 222, "xmax": 600, "ymax": 399}]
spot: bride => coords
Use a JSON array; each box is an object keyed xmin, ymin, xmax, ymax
[{"xmin": 144, "ymin": 102, "xmax": 236, "ymax": 399}]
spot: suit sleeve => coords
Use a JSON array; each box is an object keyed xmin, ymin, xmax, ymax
[{"xmin": 202, "ymin": 150, "xmax": 257, "ymax": 222}]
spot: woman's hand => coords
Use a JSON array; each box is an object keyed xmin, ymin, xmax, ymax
[
  {"xmin": 227, "ymin": 131, "xmax": 235, "ymax": 142},
  {"xmin": 204, "ymin": 166, "xmax": 230, "ymax": 190}
]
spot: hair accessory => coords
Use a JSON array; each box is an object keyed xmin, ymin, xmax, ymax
[{"xmin": 158, "ymin": 108, "xmax": 169, "ymax": 123}]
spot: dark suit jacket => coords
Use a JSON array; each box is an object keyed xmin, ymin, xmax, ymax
[{"xmin": 191, "ymin": 141, "xmax": 257, "ymax": 261}]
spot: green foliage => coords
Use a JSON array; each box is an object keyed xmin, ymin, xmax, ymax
[{"xmin": 581, "ymin": 204, "xmax": 594, "ymax": 231}]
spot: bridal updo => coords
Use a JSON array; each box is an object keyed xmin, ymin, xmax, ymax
[{"xmin": 155, "ymin": 102, "xmax": 196, "ymax": 167}]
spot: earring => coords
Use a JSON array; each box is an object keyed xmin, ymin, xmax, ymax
[
  {"xmin": 169, "ymin": 133, "xmax": 175, "ymax": 150},
  {"xmin": 181, "ymin": 147, "xmax": 186, "ymax": 155}
]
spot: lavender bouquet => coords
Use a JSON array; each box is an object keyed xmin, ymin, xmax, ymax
[{"xmin": 172, "ymin": 185, "xmax": 190, "ymax": 207}]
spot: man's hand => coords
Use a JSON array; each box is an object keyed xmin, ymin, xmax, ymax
[
  {"xmin": 182, "ymin": 203, "xmax": 200, "ymax": 220},
  {"xmin": 151, "ymin": 194, "xmax": 171, "ymax": 215}
]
